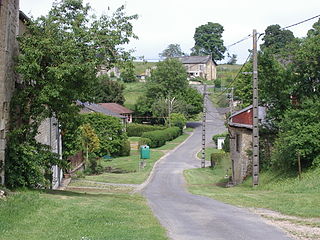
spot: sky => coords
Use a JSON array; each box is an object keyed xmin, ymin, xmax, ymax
[{"xmin": 20, "ymin": 0, "xmax": 320, "ymax": 64}]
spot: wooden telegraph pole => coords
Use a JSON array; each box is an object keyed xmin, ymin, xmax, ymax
[{"xmin": 252, "ymin": 29, "xmax": 259, "ymax": 186}]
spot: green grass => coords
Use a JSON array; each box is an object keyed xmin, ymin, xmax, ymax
[
  {"xmin": 82, "ymin": 150, "xmax": 164, "ymax": 184},
  {"xmin": 133, "ymin": 61, "xmax": 157, "ymax": 75},
  {"xmin": 123, "ymin": 82, "xmax": 147, "ymax": 110},
  {"xmin": 0, "ymin": 190, "xmax": 168, "ymax": 240},
  {"xmin": 78, "ymin": 131, "xmax": 192, "ymax": 185},
  {"xmin": 184, "ymin": 150, "xmax": 320, "ymax": 218}
]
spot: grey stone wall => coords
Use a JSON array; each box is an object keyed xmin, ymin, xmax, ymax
[
  {"xmin": 229, "ymin": 126, "xmax": 253, "ymax": 185},
  {"xmin": 0, "ymin": 0, "xmax": 19, "ymax": 185}
]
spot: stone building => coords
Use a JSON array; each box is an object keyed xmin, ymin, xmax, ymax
[
  {"xmin": 179, "ymin": 55, "xmax": 217, "ymax": 80},
  {"xmin": 228, "ymin": 105, "xmax": 266, "ymax": 185},
  {"xmin": 0, "ymin": 0, "xmax": 20, "ymax": 185}
]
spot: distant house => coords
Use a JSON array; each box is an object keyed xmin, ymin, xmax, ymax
[
  {"xmin": 99, "ymin": 103, "xmax": 133, "ymax": 124},
  {"xmin": 78, "ymin": 101, "xmax": 126, "ymax": 125},
  {"xmin": 179, "ymin": 55, "xmax": 217, "ymax": 80},
  {"xmin": 228, "ymin": 105, "xmax": 266, "ymax": 185}
]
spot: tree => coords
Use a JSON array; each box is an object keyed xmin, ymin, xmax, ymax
[
  {"xmin": 272, "ymin": 97, "xmax": 320, "ymax": 170},
  {"xmin": 191, "ymin": 22, "xmax": 226, "ymax": 61},
  {"xmin": 120, "ymin": 61, "xmax": 137, "ymax": 83},
  {"xmin": 147, "ymin": 58, "xmax": 188, "ymax": 98},
  {"xmin": 159, "ymin": 44, "xmax": 185, "ymax": 59},
  {"xmin": 81, "ymin": 113, "xmax": 128, "ymax": 156},
  {"xmin": 6, "ymin": 0, "xmax": 137, "ymax": 188},
  {"xmin": 307, "ymin": 18, "xmax": 320, "ymax": 37},
  {"xmin": 93, "ymin": 75, "xmax": 125, "ymax": 104},
  {"xmin": 261, "ymin": 24, "xmax": 295, "ymax": 54},
  {"xmin": 227, "ymin": 54, "xmax": 237, "ymax": 65}
]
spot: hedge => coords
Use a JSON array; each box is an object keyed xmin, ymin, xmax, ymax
[
  {"xmin": 141, "ymin": 127, "xmax": 181, "ymax": 148},
  {"xmin": 127, "ymin": 123, "xmax": 166, "ymax": 137}
]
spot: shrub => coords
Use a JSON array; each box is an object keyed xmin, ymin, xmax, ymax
[
  {"xmin": 127, "ymin": 123, "xmax": 165, "ymax": 137},
  {"xmin": 81, "ymin": 113, "xmax": 127, "ymax": 157},
  {"xmin": 210, "ymin": 152, "xmax": 225, "ymax": 167},
  {"xmin": 141, "ymin": 127, "xmax": 181, "ymax": 148},
  {"xmin": 119, "ymin": 139, "xmax": 131, "ymax": 157},
  {"xmin": 138, "ymin": 138, "xmax": 152, "ymax": 148},
  {"xmin": 169, "ymin": 113, "xmax": 187, "ymax": 132}
]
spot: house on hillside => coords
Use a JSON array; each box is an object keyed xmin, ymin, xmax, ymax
[
  {"xmin": 228, "ymin": 105, "xmax": 266, "ymax": 185},
  {"xmin": 179, "ymin": 55, "xmax": 217, "ymax": 81},
  {"xmin": 99, "ymin": 103, "xmax": 133, "ymax": 124}
]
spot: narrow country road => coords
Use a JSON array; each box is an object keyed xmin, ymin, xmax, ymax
[{"xmin": 142, "ymin": 86, "xmax": 291, "ymax": 240}]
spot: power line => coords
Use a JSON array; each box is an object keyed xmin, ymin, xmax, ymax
[
  {"xmin": 226, "ymin": 34, "xmax": 252, "ymax": 49},
  {"xmin": 215, "ymin": 52, "xmax": 252, "ymax": 103},
  {"xmin": 282, "ymin": 14, "xmax": 320, "ymax": 30}
]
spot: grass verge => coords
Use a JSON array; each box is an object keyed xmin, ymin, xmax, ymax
[
  {"xmin": 73, "ymin": 132, "xmax": 192, "ymax": 185},
  {"xmin": 184, "ymin": 149, "xmax": 320, "ymax": 218},
  {"xmin": 0, "ymin": 190, "xmax": 168, "ymax": 240}
]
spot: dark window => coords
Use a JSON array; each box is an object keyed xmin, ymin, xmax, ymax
[{"xmin": 236, "ymin": 134, "xmax": 241, "ymax": 152}]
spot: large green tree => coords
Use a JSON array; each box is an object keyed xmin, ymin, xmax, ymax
[
  {"xmin": 191, "ymin": 22, "xmax": 226, "ymax": 61},
  {"xmin": 159, "ymin": 44, "xmax": 185, "ymax": 59},
  {"xmin": 6, "ymin": 0, "xmax": 137, "ymax": 188},
  {"xmin": 261, "ymin": 24, "xmax": 295, "ymax": 54},
  {"xmin": 135, "ymin": 58, "xmax": 202, "ymax": 119}
]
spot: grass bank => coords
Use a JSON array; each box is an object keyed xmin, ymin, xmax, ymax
[
  {"xmin": 0, "ymin": 190, "xmax": 168, "ymax": 240},
  {"xmin": 123, "ymin": 82, "xmax": 147, "ymax": 110},
  {"xmin": 185, "ymin": 148, "xmax": 320, "ymax": 218}
]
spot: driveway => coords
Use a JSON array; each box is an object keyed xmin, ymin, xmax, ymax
[{"xmin": 142, "ymin": 90, "xmax": 291, "ymax": 240}]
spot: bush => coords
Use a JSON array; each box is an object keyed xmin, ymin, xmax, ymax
[
  {"xmin": 119, "ymin": 139, "xmax": 131, "ymax": 156},
  {"xmin": 141, "ymin": 127, "xmax": 181, "ymax": 148},
  {"xmin": 127, "ymin": 123, "xmax": 166, "ymax": 137},
  {"xmin": 81, "ymin": 113, "xmax": 128, "ymax": 157},
  {"xmin": 138, "ymin": 138, "xmax": 152, "ymax": 148},
  {"xmin": 169, "ymin": 113, "xmax": 187, "ymax": 132},
  {"xmin": 210, "ymin": 152, "xmax": 225, "ymax": 167}
]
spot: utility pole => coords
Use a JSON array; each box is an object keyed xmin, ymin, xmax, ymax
[
  {"xmin": 201, "ymin": 84, "xmax": 207, "ymax": 168},
  {"xmin": 252, "ymin": 29, "xmax": 259, "ymax": 186},
  {"xmin": 229, "ymin": 87, "xmax": 234, "ymax": 114}
]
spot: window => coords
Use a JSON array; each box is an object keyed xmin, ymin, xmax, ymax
[{"xmin": 236, "ymin": 134, "xmax": 241, "ymax": 152}]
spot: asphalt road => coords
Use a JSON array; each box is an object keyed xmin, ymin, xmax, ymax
[{"xmin": 142, "ymin": 89, "xmax": 291, "ymax": 240}]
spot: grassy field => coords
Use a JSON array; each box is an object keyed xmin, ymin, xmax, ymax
[
  {"xmin": 185, "ymin": 149, "xmax": 320, "ymax": 218},
  {"xmin": 0, "ymin": 190, "xmax": 168, "ymax": 240},
  {"xmin": 133, "ymin": 61, "xmax": 157, "ymax": 75},
  {"xmin": 123, "ymin": 82, "xmax": 147, "ymax": 110}
]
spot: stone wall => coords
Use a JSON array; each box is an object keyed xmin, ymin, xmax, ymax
[
  {"xmin": 0, "ymin": 0, "xmax": 20, "ymax": 185},
  {"xmin": 229, "ymin": 126, "xmax": 253, "ymax": 185}
]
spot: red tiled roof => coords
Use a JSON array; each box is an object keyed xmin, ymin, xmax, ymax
[{"xmin": 99, "ymin": 103, "xmax": 133, "ymax": 114}]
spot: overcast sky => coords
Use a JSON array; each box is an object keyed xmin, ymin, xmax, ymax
[{"xmin": 20, "ymin": 0, "xmax": 319, "ymax": 63}]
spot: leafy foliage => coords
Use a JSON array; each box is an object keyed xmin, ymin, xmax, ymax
[
  {"xmin": 6, "ymin": 0, "xmax": 137, "ymax": 188},
  {"xmin": 92, "ymin": 75, "xmax": 125, "ymax": 104},
  {"xmin": 191, "ymin": 22, "xmax": 226, "ymax": 61},
  {"xmin": 81, "ymin": 113, "xmax": 128, "ymax": 157},
  {"xmin": 141, "ymin": 127, "xmax": 181, "ymax": 148},
  {"xmin": 261, "ymin": 24, "xmax": 295, "ymax": 54},
  {"xmin": 272, "ymin": 98, "xmax": 320, "ymax": 170},
  {"xmin": 169, "ymin": 113, "xmax": 187, "ymax": 131},
  {"xmin": 127, "ymin": 124, "xmax": 166, "ymax": 137},
  {"xmin": 159, "ymin": 43, "xmax": 185, "ymax": 58}
]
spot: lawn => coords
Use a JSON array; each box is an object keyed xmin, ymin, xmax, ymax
[
  {"xmin": 184, "ymin": 149, "xmax": 320, "ymax": 218},
  {"xmin": 0, "ymin": 190, "xmax": 168, "ymax": 240},
  {"xmin": 72, "ymin": 132, "xmax": 193, "ymax": 185}
]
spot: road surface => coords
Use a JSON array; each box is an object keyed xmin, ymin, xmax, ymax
[{"xmin": 142, "ymin": 88, "xmax": 291, "ymax": 240}]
